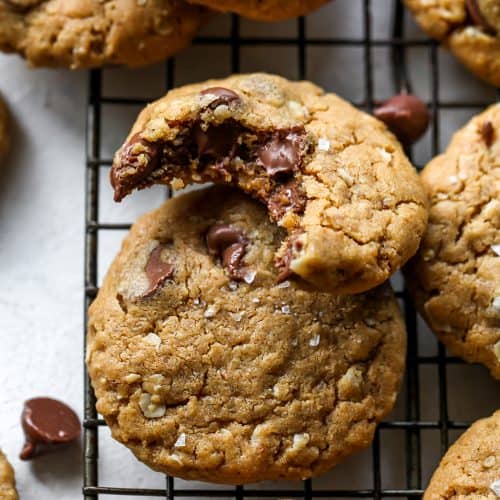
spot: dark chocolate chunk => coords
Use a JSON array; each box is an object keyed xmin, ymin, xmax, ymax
[
  {"xmin": 374, "ymin": 93, "xmax": 430, "ymax": 146},
  {"xmin": 200, "ymin": 87, "xmax": 241, "ymax": 109},
  {"xmin": 481, "ymin": 120, "xmax": 494, "ymax": 147},
  {"xmin": 20, "ymin": 397, "xmax": 81, "ymax": 460},
  {"xmin": 465, "ymin": 0, "xmax": 497, "ymax": 34},
  {"xmin": 258, "ymin": 134, "xmax": 301, "ymax": 177},
  {"xmin": 112, "ymin": 133, "xmax": 162, "ymax": 202},
  {"xmin": 143, "ymin": 244, "xmax": 174, "ymax": 298},
  {"xmin": 206, "ymin": 224, "xmax": 248, "ymax": 280},
  {"xmin": 193, "ymin": 123, "xmax": 239, "ymax": 157},
  {"xmin": 267, "ymin": 181, "xmax": 307, "ymax": 222},
  {"xmin": 275, "ymin": 235, "xmax": 303, "ymax": 282}
]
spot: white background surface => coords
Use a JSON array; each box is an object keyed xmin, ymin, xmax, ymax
[{"xmin": 0, "ymin": 1, "xmax": 498, "ymax": 499}]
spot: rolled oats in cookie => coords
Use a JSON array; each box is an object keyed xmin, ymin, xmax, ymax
[
  {"xmin": 405, "ymin": 104, "xmax": 500, "ymax": 379},
  {"xmin": 0, "ymin": 92, "xmax": 10, "ymax": 162},
  {"xmin": 186, "ymin": 0, "xmax": 331, "ymax": 21},
  {"xmin": 0, "ymin": 450, "xmax": 18, "ymax": 500},
  {"xmin": 87, "ymin": 186, "xmax": 407, "ymax": 484},
  {"xmin": 110, "ymin": 73, "xmax": 428, "ymax": 295},
  {"xmin": 0, "ymin": 0, "xmax": 208, "ymax": 69},
  {"xmin": 424, "ymin": 411, "xmax": 500, "ymax": 499},
  {"xmin": 404, "ymin": 0, "xmax": 500, "ymax": 86}
]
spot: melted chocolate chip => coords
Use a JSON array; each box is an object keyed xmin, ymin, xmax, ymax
[
  {"xmin": 466, "ymin": 0, "xmax": 497, "ymax": 34},
  {"xmin": 112, "ymin": 133, "xmax": 162, "ymax": 202},
  {"xmin": 481, "ymin": 120, "xmax": 494, "ymax": 147},
  {"xmin": 258, "ymin": 134, "xmax": 301, "ymax": 177},
  {"xmin": 267, "ymin": 181, "xmax": 307, "ymax": 221},
  {"xmin": 20, "ymin": 398, "xmax": 81, "ymax": 460},
  {"xmin": 374, "ymin": 93, "xmax": 430, "ymax": 146},
  {"xmin": 206, "ymin": 224, "xmax": 248, "ymax": 279},
  {"xmin": 275, "ymin": 235, "xmax": 303, "ymax": 282},
  {"xmin": 193, "ymin": 123, "xmax": 239, "ymax": 157},
  {"xmin": 143, "ymin": 244, "xmax": 174, "ymax": 298},
  {"xmin": 200, "ymin": 87, "xmax": 241, "ymax": 109}
]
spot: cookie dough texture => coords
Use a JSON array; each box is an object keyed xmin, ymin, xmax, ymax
[
  {"xmin": 87, "ymin": 186, "xmax": 407, "ymax": 484},
  {"xmin": 0, "ymin": 0, "xmax": 208, "ymax": 69},
  {"xmin": 405, "ymin": 104, "xmax": 500, "ymax": 379},
  {"xmin": 0, "ymin": 93, "xmax": 9, "ymax": 161},
  {"xmin": 186, "ymin": 0, "xmax": 330, "ymax": 21},
  {"xmin": 111, "ymin": 73, "xmax": 427, "ymax": 295},
  {"xmin": 0, "ymin": 451, "xmax": 18, "ymax": 500},
  {"xmin": 404, "ymin": 0, "xmax": 500, "ymax": 86},
  {"xmin": 424, "ymin": 411, "xmax": 500, "ymax": 499}
]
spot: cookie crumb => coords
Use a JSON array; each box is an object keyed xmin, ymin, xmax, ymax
[
  {"xmin": 292, "ymin": 433, "xmax": 310, "ymax": 450},
  {"xmin": 139, "ymin": 393, "xmax": 166, "ymax": 419},
  {"xmin": 124, "ymin": 373, "xmax": 141, "ymax": 384}
]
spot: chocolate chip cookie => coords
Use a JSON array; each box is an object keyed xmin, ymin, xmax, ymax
[
  {"xmin": 87, "ymin": 186, "xmax": 407, "ymax": 484},
  {"xmin": 186, "ymin": 0, "xmax": 330, "ymax": 21},
  {"xmin": 405, "ymin": 104, "xmax": 500, "ymax": 379},
  {"xmin": 110, "ymin": 73, "xmax": 428, "ymax": 294},
  {"xmin": 424, "ymin": 411, "xmax": 500, "ymax": 499},
  {"xmin": 404, "ymin": 0, "xmax": 500, "ymax": 86},
  {"xmin": 0, "ymin": 0, "xmax": 208, "ymax": 69},
  {"xmin": 0, "ymin": 92, "xmax": 10, "ymax": 161},
  {"xmin": 0, "ymin": 451, "xmax": 18, "ymax": 500}
]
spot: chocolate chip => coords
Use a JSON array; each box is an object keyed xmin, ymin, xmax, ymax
[
  {"xmin": 267, "ymin": 180, "xmax": 307, "ymax": 222},
  {"xmin": 206, "ymin": 224, "xmax": 248, "ymax": 280},
  {"xmin": 275, "ymin": 235, "xmax": 303, "ymax": 282},
  {"xmin": 111, "ymin": 133, "xmax": 162, "ymax": 202},
  {"xmin": 374, "ymin": 93, "xmax": 430, "ymax": 146},
  {"xmin": 143, "ymin": 244, "xmax": 174, "ymax": 298},
  {"xmin": 200, "ymin": 87, "xmax": 241, "ymax": 109},
  {"xmin": 20, "ymin": 398, "xmax": 81, "ymax": 460},
  {"xmin": 481, "ymin": 120, "xmax": 494, "ymax": 147},
  {"xmin": 193, "ymin": 123, "xmax": 238, "ymax": 157},
  {"xmin": 465, "ymin": 0, "xmax": 497, "ymax": 34},
  {"xmin": 258, "ymin": 134, "xmax": 301, "ymax": 177}
]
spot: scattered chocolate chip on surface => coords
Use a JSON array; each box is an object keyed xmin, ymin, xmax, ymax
[
  {"xmin": 20, "ymin": 397, "xmax": 81, "ymax": 460},
  {"xmin": 143, "ymin": 244, "xmax": 174, "ymax": 298},
  {"xmin": 481, "ymin": 120, "xmax": 494, "ymax": 147},
  {"xmin": 374, "ymin": 93, "xmax": 430, "ymax": 146}
]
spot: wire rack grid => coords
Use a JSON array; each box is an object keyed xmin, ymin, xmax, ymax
[{"xmin": 83, "ymin": 1, "xmax": 499, "ymax": 498}]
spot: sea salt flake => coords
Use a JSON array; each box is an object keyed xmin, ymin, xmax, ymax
[
  {"xmin": 174, "ymin": 433, "xmax": 186, "ymax": 448},
  {"xmin": 277, "ymin": 280, "xmax": 291, "ymax": 289},
  {"xmin": 252, "ymin": 297, "xmax": 260, "ymax": 304},
  {"xmin": 491, "ymin": 297, "xmax": 500, "ymax": 314},
  {"xmin": 231, "ymin": 312, "xmax": 244, "ymax": 322},
  {"xmin": 228, "ymin": 281, "xmax": 239, "ymax": 291},
  {"xmin": 491, "ymin": 244, "xmax": 500, "ymax": 256},
  {"xmin": 243, "ymin": 270, "xmax": 256, "ymax": 284},
  {"xmin": 490, "ymin": 479, "xmax": 500, "ymax": 496},
  {"xmin": 144, "ymin": 333, "xmax": 161, "ymax": 348},
  {"xmin": 309, "ymin": 334, "xmax": 320, "ymax": 347},
  {"xmin": 318, "ymin": 138, "xmax": 330, "ymax": 151},
  {"xmin": 204, "ymin": 305, "xmax": 218, "ymax": 318},
  {"xmin": 281, "ymin": 305, "xmax": 291, "ymax": 314}
]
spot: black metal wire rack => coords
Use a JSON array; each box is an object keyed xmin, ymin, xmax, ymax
[{"xmin": 83, "ymin": 1, "xmax": 499, "ymax": 498}]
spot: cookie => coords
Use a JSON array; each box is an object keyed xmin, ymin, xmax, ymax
[
  {"xmin": 0, "ymin": 451, "xmax": 18, "ymax": 500},
  {"xmin": 0, "ymin": 92, "xmax": 10, "ymax": 161},
  {"xmin": 405, "ymin": 104, "xmax": 500, "ymax": 379},
  {"xmin": 0, "ymin": 0, "xmax": 208, "ymax": 69},
  {"xmin": 404, "ymin": 0, "xmax": 500, "ymax": 86},
  {"xmin": 87, "ymin": 186, "xmax": 407, "ymax": 484},
  {"xmin": 186, "ymin": 0, "xmax": 331, "ymax": 21},
  {"xmin": 424, "ymin": 411, "xmax": 500, "ymax": 499},
  {"xmin": 110, "ymin": 73, "xmax": 428, "ymax": 295}
]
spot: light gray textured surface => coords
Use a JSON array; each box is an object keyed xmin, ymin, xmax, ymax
[{"xmin": 0, "ymin": 1, "xmax": 498, "ymax": 499}]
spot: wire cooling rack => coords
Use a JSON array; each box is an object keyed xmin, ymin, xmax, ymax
[{"xmin": 83, "ymin": 1, "xmax": 499, "ymax": 498}]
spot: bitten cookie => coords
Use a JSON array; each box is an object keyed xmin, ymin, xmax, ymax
[
  {"xmin": 110, "ymin": 73, "xmax": 428, "ymax": 294},
  {"xmin": 186, "ymin": 0, "xmax": 331, "ymax": 21},
  {"xmin": 424, "ymin": 411, "xmax": 500, "ymax": 499},
  {"xmin": 87, "ymin": 186, "xmax": 407, "ymax": 484},
  {"xmin": 0, "ymin": 92, "xmax": 9, "ymax": 161},
  {"xmin": 0, "ymin": 0, "xmax": 208, "ymax": 69},
  {"xmin": 404, "ymin": 0, "xmax": 500, "ymax": 86},
  {"xmin": 0, "ymin": 451, "xmax": 18, "ymax": 500},
  {"xmin": 405, "ymin": 104, "xmax": 500, "ymax": 379}
]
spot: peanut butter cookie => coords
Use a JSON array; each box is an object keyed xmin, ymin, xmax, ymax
[
  {"xmin": 424, "ymin": 411, "xmax": 500, "ymax": 499},
  {"xmin": 404, "ymin": 0, "xmax": 500, "ymax": 86},
  {"xmin": 87, "ymin": 186, "xmax": 407, "ymax": 484},
  {"xmin": 0, "ymin": 0, "xmax": 208, "ymax": 69},
  {"xmin": 110, "ymin": 73, "xmax": 427, "ymax": 294},
  {"xmin": 405, "ymin": 104, "xmax": 500, "ymax": 379},
  {"xmin": 0, "ymin": 451, "xmax": 18, "ymax": 500},
  {"xmin": 186, "ymin": 0, "xmax": 331, "ymax": 21}
]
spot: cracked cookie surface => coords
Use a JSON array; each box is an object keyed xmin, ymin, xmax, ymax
[
  {"xmin": 186, "ymin": 0, "xmax": 330, "ymax": 21},
  {"xmin": 0, "ymin": 0, "xmax": 208, "ymax": 68},
  {"xmin": 0, "ymin": 92, "xmax": 9, "ymax": 162},
  {"xmin": 404, "ymin": 0, "xmax": 500, "ymax": 86},
  {"xmin": 405, "ymin": 104, "xmax": 500, "ymax": 379},
  {"xmin": 424, "ymin": 411, "xmax": 500, "ymax": 499},
  {"xmin": 87, "ymin": 186, "xmax": 407, "ymax": 484},
  {"xmin": 110, "ymin": 73, "xmax": 427, "ymax": 294},
  {"xmin": 0, "ymin": 451, "xmax": 18, "ymax": 500}
]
